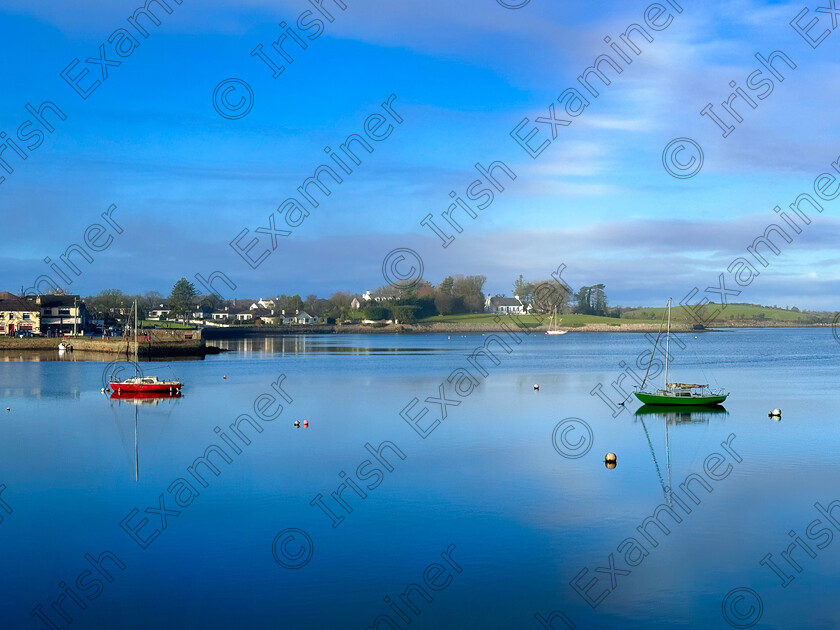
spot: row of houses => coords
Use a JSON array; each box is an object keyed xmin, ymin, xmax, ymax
[
  {"xmin": 0, "ymin": 293, "xmax": 85, "ymax": 335},
  {"xmin": 0, "ymin": 290, "xmax": 530, "ymax": 335},
  {"xmin": 148, "ymin": 300, "xmax": 318, "ymax": 326}
]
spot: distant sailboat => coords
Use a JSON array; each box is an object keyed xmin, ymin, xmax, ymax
[
  {"xmin": 633, "ymin": 298, "xmax": 727, "ymax": 406},
  {"xmin": 545, "ymin": 306, "xmax": 567, "ymax": 335}
]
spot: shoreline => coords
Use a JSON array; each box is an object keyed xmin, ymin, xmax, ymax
[{"xmin": 204, "ymin": 321, "xmax": 834, "ymax": 336}]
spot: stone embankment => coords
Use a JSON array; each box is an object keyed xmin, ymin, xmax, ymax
[{"xmin": 0, "ymin": 329, "xmax": 216, "ymax": 357}]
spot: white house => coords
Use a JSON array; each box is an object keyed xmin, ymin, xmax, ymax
[
  {"xmin": 250, "ymin": 298, "xmax": 276, "ymax": 310},
  {"xmin": 484, "ymin": 295, "xmax": 525, "ymax": 314},
  {"xmin": 363, "ymin": 290, "xmax": 399, "ymax": 303},
  {"xmin": 211, "ymin": 308, "xmax": 230, "ymax": 321},
  {"xmin": 250, "ymin": 307, "xmax": 275, "ymax": 324},
  {"xmin": 148, "ymin": 303, "xmax": 171, "ymax": 320},
  {"xmin": 230, "ymin": 308, "xmax": 254, "ymax": 322},
  {"xmin": 281, "ymin": 309, "xmax": 317, "ymax": 325},
  {"xmin": 350, "ymin": 297, "xmax": 361, "ymax": 310}
]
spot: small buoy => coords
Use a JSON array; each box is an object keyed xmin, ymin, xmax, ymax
[
  {"xmin": 533, "ymin": 384, "xmax": 539, "ymax": 391},
  {"xmin": 303, "ymin": 420, "xmax": 309, "ymax": 428},
  {"xmin": 294, "ymin": 420, "xmax": 300, "ymax": 428},
  {"xmin": 604, "ymin": 452, "xmax": 617, "ymax": 469},
  {"xmin": 5, "ymin": 407, "xmax": 9, "ymax": 412},
  {"xmin": 769, "ymin": 408, "xmax": 781, "ymax": 417},
  {"xmin": 223, "ymin": 375, "xmax": 227, "ymax": 380}
]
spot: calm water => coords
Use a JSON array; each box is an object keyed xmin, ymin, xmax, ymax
[{"xmin": 1, "ymin": 329, "xmax": 838, "ymax": 629}]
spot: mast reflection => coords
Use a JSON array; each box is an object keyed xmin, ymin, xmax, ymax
[{"xmin": 109, "ymin": 391, "xmax": 181, "ymax": 481}]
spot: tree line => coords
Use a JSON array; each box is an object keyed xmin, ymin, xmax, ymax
[{"xmin": 82, "ymin": 274, "xmax": 619, "ymax": 325}]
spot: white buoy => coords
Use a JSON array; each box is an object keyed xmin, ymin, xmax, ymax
[
  {"xmin": 533, "ymin": 384, "xmax": 539, "ymax": 391},
  {"xmin": 769, "ymin": 408, "xmax": 781, "ymax": 417}
]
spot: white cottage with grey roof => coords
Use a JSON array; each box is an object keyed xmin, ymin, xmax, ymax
[{"xmin": 484, "ymin": 295, "xmax": 525, "ymax": 314}]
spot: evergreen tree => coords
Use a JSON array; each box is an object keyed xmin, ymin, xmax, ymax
[{"xmin": 169, "ymin": 278, "xmax": 197, "ymax": 323}]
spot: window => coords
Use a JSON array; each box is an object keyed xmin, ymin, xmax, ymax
[
  {"xmin": 23, "ymin": 313, "xmax": 30, "ymax": 319},
  {"xmin": 58, "ymin": 308, "xmax": 70, "ymax": 315}
]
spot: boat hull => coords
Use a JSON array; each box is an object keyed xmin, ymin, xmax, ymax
[
  {"xmin": 546, "ymin": 330, "xmax": 567, "ymax": 335},
  {"xmin": 634, "ymin": 392, "xmax": 727, "ymax": 406},
  {"xmin": 109, "ymin": 382, "xmax": 181, "ymax": 393}
]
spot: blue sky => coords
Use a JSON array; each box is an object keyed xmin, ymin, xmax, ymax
[{"xmin": 1, "ymin": 0, "xmax": 839, "ymax": 309}]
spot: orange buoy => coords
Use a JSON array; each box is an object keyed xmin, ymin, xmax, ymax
[{"xmin": 303, "ymin": 420, "xmax": 309, "ymax": 428}]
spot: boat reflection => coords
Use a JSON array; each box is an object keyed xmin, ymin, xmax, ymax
[
  {"xmin": 633, "ymin": 404, "xmax": 727, "ymax": 508},
  {"xmin": 108, "ymin": 391, "xmax": 181, "ymax": 480},
  {"xmin": 634, "ymin": 403, "xmax": 728, "ymax": 425},
  {"xmin": 110, "ymin": 390, "xmax": 182, "ymax": 402}
]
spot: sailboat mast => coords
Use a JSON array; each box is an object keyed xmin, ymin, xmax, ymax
[
  {"xmin": 134, "ymin": 300, "xmax": 139, "ymax": 373},
  {"xmin": 134, "ymin": 403, "xmax": 139, "ymax": 482},
  {"xmin": 664, "ymin": 298, "xmax": 671, "ymax": 386}
]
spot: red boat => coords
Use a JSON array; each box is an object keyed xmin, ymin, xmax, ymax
[
  {"xmin": 109, "ymin": 379, "xmax": 182, "ymax": 396},
  {"xmin": 108, "ymin": 300, "xmax": 183, "ymax": 395}
]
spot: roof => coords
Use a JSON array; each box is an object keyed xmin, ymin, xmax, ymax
[
  {"xmin": 0, "ymin": 291, "xmax": 19, "ymax": 300},
  {"xmin": 0, "ymin": 298, "xmax": 39, "ymax": 312},
  {"xmin": 282, "ymin": 310, "xmax": 314, "ymax": 319},
  {"xmin": 489, "ymin": 297, "xmax": 522, "ymax": 307},
  {"xmin": 39, "ymin": 295, "xmax": 81, "ymax": 307}
]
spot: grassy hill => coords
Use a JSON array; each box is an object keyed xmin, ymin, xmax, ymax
[
  {"xmin": 420, "ymin": 312, "xmax": 660, "ymax": 328},
  {"xmin": 622, "ymin": 303, "xmax": 832, "ymax": 324},
  {"xmin": 419, "ymin": 303, "xmax": 833, "ymax": 329}
]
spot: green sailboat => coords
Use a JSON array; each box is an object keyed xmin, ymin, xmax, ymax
[{"xmin": 633, "ymin": 298, "xmax": 728, "ymax": 407}]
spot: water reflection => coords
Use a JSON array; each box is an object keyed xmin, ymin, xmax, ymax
[
  {"xmin": 213, "ymin": 336, "xmax": 447, "ymax": 355},
  {"xmin": 0, "ymin": 386, "xmax": 81, "ymax": 400},
  {"xmin": 634, "ymin": 403, "xmax": 729, "ymax": 425},
  {"xmin": 108, "ymin": 392, "xmax": 181, "ymax": 481},
  {"xmin": 633, "ymin": 404, "xmax": 728, "ymax": 508}
]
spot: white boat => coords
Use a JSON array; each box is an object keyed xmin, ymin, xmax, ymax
[
  {"xmin": 546, "ymin": 306, "xmax": 567, "ymax": 335},
  {"xmin": 58, "ymin": 342, "xmax": 72, "ymax": 351}
]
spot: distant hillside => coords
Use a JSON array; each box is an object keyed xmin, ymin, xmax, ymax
[{"xmin": 622, "ymin": 303, "xmax": 833, "ymax": 325}]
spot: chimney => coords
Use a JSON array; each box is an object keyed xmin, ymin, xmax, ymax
[{"xmin": 295, "ymin": 309, "xmax": 300, "ymax": 316}]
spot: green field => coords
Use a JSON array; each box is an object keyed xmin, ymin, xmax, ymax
[
  {"xmin": 419, "ymin": 313, "xmax": 659, "ymax": 327},
  {"xmin": 622, "ymin": 303, "xmax": 830, "ymax": 324}
]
